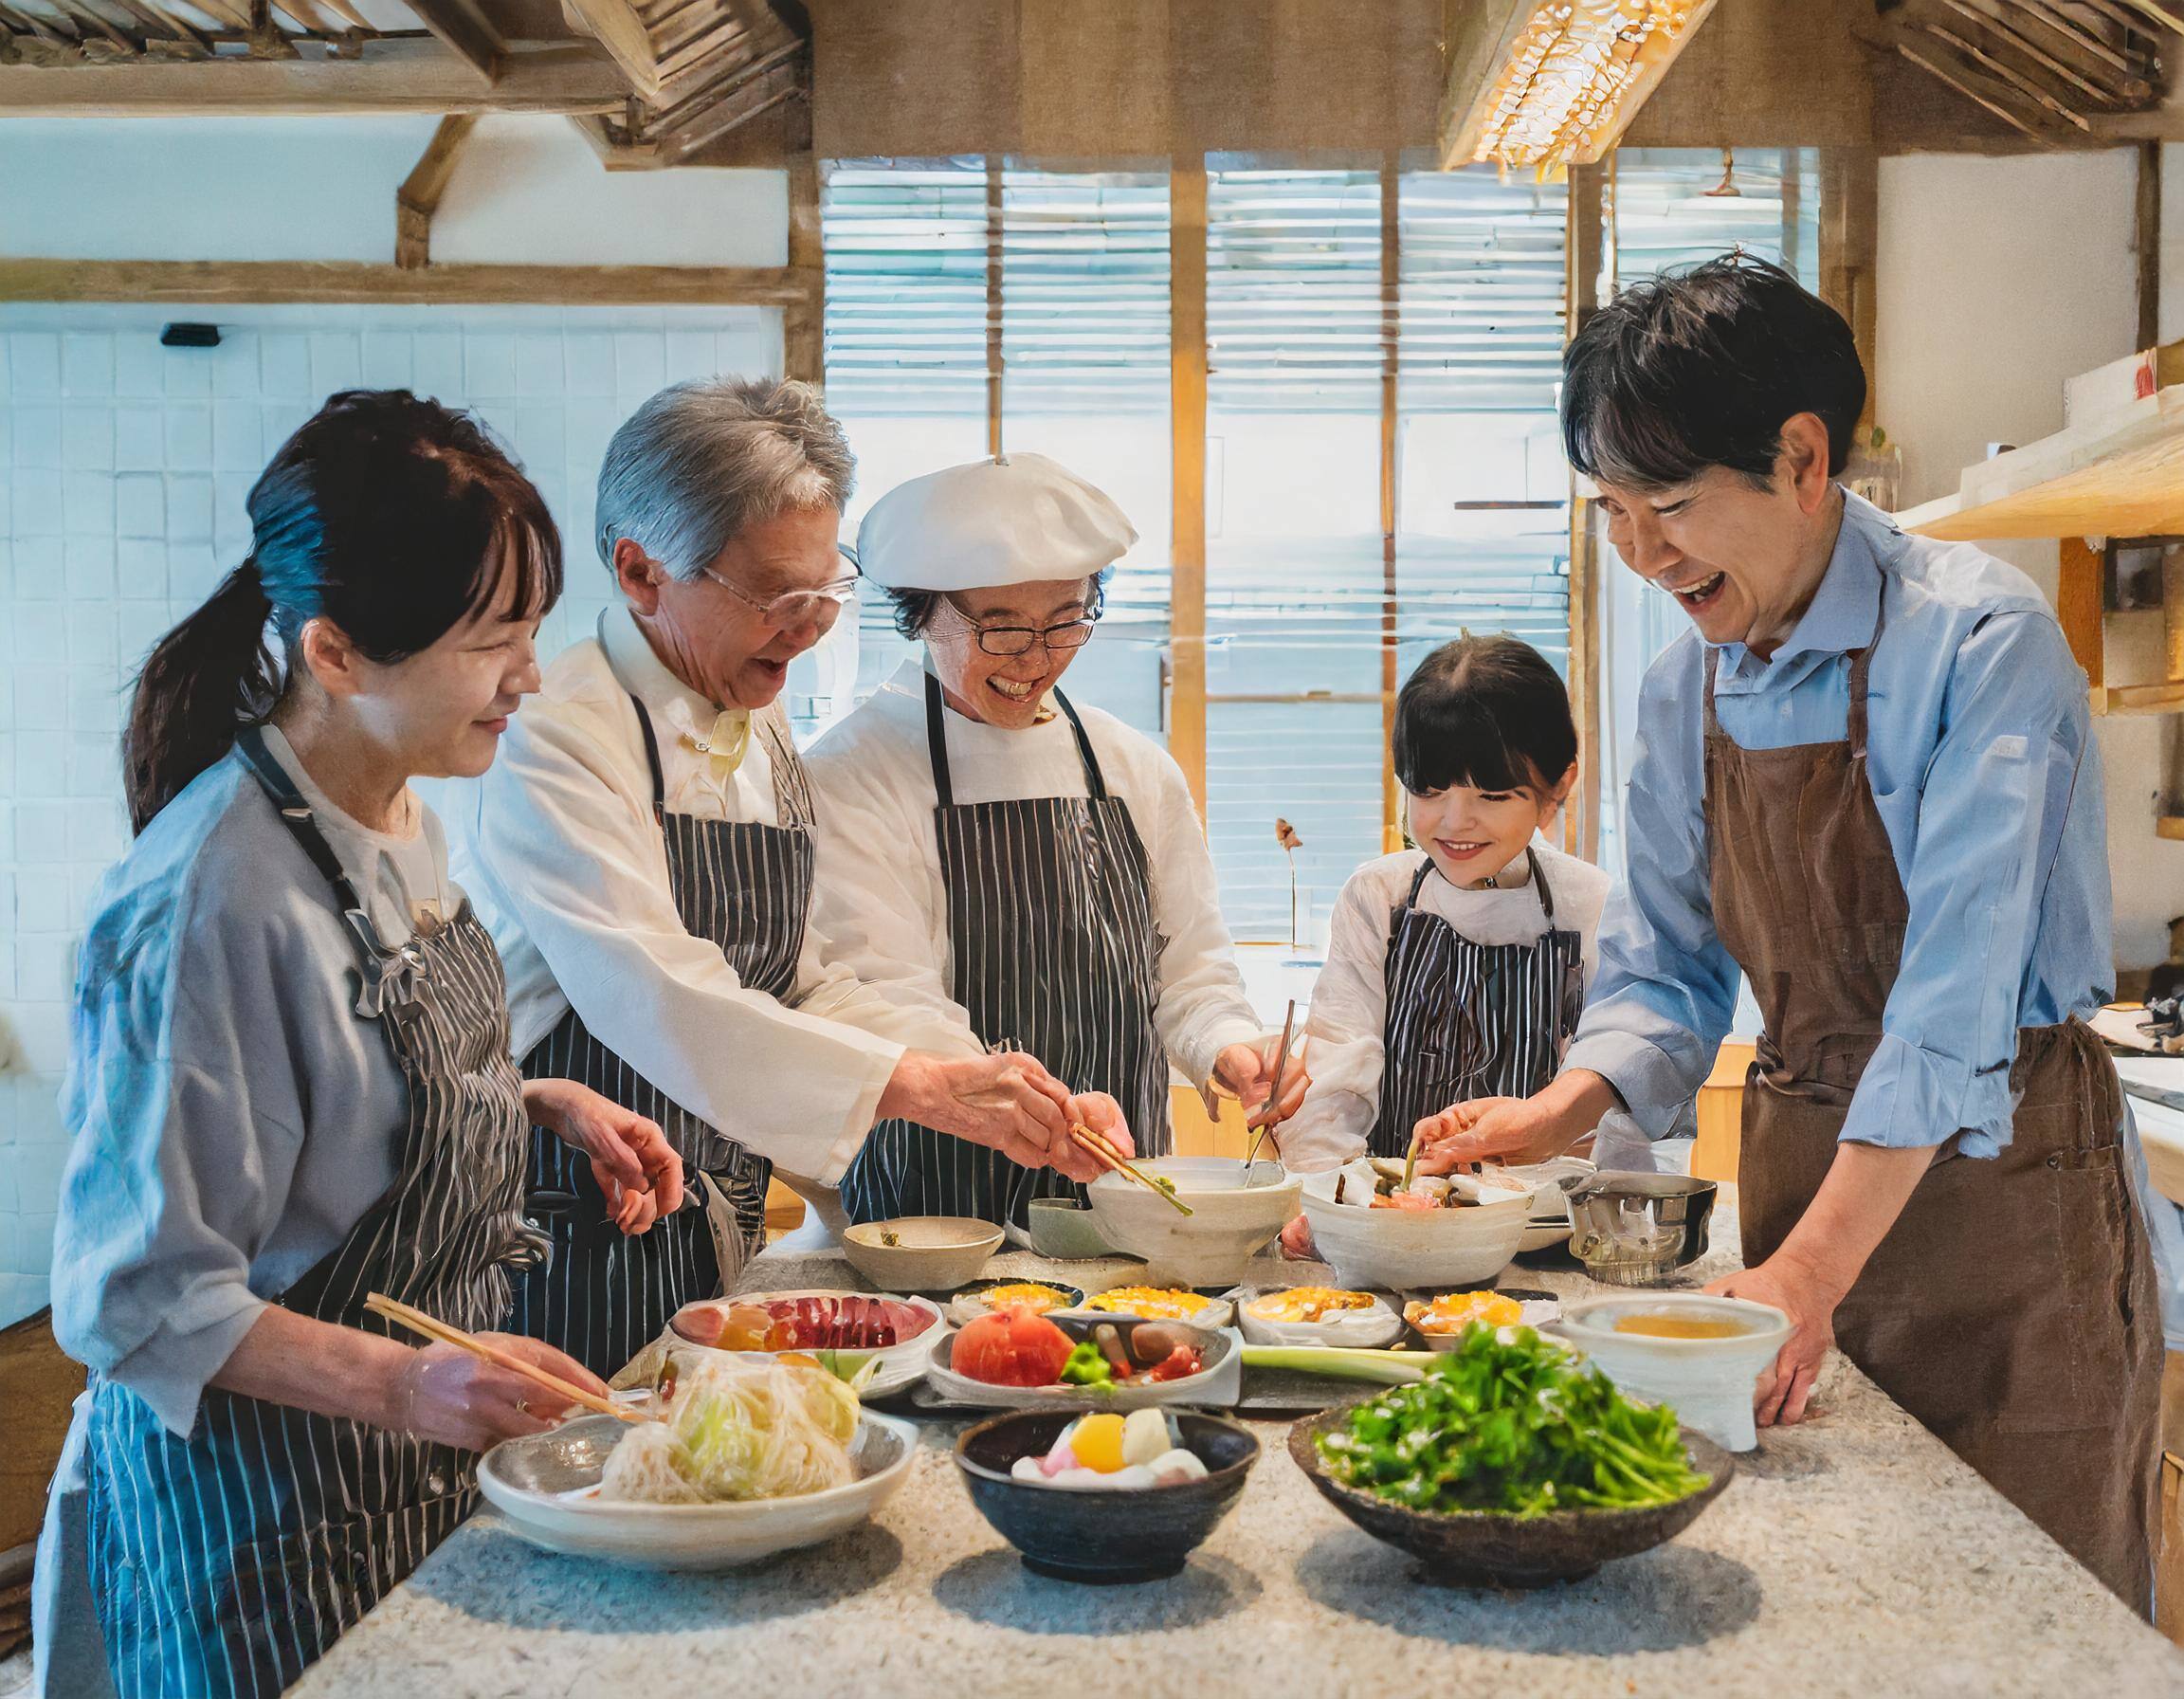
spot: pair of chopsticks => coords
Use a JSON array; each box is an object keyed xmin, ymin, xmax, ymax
[
  {"xmin": 365, "ymin": 1291, "xmax": 647, "ymax": 1425},
  {"xmin": 1070, "ymin": 1123, "xmax": 1194, "ymax": 1216},
  {"xmin": 1240, "ymin": 998, "xmax": 1300, "ymax": 1176}
]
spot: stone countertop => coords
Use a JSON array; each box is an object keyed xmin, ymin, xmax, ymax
[{"xmin": 297, "ymin": 1201, "xmax": 2184, "ymax": 1699}]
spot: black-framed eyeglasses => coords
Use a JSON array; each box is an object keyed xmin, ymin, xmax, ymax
[
  {"xmin": 936, "ymin": 595, "xmax": 1100, "ymax": 657},
  {"xmin": 699, "ymin": 544, "xmax": 863, "ymax": 633}
]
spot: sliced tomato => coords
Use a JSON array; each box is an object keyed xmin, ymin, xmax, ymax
[{"xmin": 953, "ymin": 1310, "xmax": 1076, "ymax": 1387}]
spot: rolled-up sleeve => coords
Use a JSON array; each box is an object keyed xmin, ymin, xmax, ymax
[
  {"xmin": 474, "ymin": 705, "xmax": 901, "ymax": 1186},
  {"xmin": 53, "ymin": 907, "xmax": 297, "ymax": 1439},
  {"xmin": 1844, "ymin": 612, "xmax": 2087, "ymax": 1157},
  {"xmin": 1562, "ymin": 649, "xmax": 1742, "ymax": 1138}
]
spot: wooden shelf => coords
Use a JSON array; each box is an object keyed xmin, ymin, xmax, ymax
[
  {"xmin": 2101, "ymin": 682, "xmax": 2184, "ymax": 718},
  {"xmin": 2159, "ymin": 817, "xmax": 2184, "ymax": 842},
  {"xmin": 1896, "ymin": 389, "xmax": 2184, "ymax": 542}
]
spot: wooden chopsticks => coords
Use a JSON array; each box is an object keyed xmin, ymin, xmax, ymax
[
  {"xmin": 1071, "ymin": 1123, "xmax": 1194, "ymax": 1215},
  {"xmin": 365, "ymin": 1291, "xmax": 649, "ymax": 1425},
  {"xmin": 1240, "ymin": 998, "xmax": 1300, "ymax": 1174}
]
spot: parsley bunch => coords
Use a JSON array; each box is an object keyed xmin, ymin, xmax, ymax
[{"xmin": 1315, "ymin": 1324, "xmax": 1710, "ymax": 1516}]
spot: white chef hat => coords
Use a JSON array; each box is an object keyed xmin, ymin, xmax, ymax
[{"xmin": 855, "ymin": 452, "xmax": 1138, "ymax": 592}]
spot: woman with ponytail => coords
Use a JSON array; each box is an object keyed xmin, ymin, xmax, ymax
[{"xmin": 39, "ymin": 391, "xmax": 684, "ymax": 1699}]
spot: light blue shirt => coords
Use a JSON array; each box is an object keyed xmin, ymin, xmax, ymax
[{"xmin": 1564, "ymin": 490, "xmax": 2111, "ymax": 1160}]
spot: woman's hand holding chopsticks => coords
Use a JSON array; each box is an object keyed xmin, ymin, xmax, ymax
[{"xmin": 391, "ymin": 1331, "xmax": 613, "ymax": 1452}]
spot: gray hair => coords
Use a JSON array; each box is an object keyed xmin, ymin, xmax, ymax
[{"xmin": 593, "ymin": 376, "xmax": 855, "ymax": 580}]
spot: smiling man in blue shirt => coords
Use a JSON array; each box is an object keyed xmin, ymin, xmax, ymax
[{"xmin": 1418, "ymin": 257, "xmax": 2163, "ymax": 1609}]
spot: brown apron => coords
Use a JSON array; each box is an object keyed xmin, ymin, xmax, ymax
[{"xmin": 1706, "ymin": 594, "xmax": 2162, "ymax": 1610}]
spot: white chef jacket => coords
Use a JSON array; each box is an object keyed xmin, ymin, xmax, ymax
[
  {"xmin": 445, "ymin": 608, "xmax": 976, "ymax": 1189},
  {"xmin": 802, "ymin": 659, "xmax": 1266, "ymax": 1096},
  {"xmin": 1274, "ymin": 841, "xmax": 1647, "ymax": 1174}
]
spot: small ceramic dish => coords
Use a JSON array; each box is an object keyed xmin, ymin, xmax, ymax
[
  {"xmin": 1063, "ymin": 1287, "xmax": 1236, "ymax": 1329},
  {"xmin": 1547, "ymin": 1292, "xmax": 1790, "ymax": 1452},
  {"xmin": 1232, "ymin": 1286, "xmax": 1404, "ymax": 1348},
  {"xmin": 481, "ymin": 1410, "xmax": 916, "ymax": 1570},
  {"xmin": 842, "ymin": 1216, "xmax": 1004, "ymax": 1291},
  {"xmin": 1026, "ymin": 1197, "xmax": 1119, "ymax": 1260},
  {"xmin": 1402, "ymin": 1289, "xmax": 1559, "ymax": 1347},
  {"xmin": 1288, "ymin": 1402, "xmax": 1733, "ymax": 1589},
  {"xmin": 946, "ymin": 1281, "xmax": 1087, "ymax": 1326},
  {"xmin": 956, "ymin": 1408, "xmax": 1260, "ymax": 1582},
  {"xmin": 1299, "ymin": 1167, "xmax": 1532, "ymax": 1291}
]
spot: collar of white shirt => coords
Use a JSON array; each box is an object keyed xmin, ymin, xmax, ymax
[{"xmin": 597, "ymin": 603, "xmax": 762, "ymax": 814}]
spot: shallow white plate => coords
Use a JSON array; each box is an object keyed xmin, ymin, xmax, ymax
[
  {"xmin": 921, "ymin": 1323, "xmax": 1245, "ymax": 1411},
  {"xmin": 479, "ymin": 1411, "xmax": 916, "ymax": 1569}
]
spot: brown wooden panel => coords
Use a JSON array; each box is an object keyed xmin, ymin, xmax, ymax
[
  {"xmin": 1170, "ymin": 158, "xmax": 1209, "ymax": 821},
  {"xmin": 0, "ymin": 258, "xmax": 810, "ymax": 306},
  {"xmin": 1624, "ymin": 0, "xmax": 1874, "ymax": 149}
]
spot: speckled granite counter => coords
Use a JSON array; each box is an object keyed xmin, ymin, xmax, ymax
[{"xmin": 296, "ymin": 1198, "xmax": 2184, "ymax": 1699}]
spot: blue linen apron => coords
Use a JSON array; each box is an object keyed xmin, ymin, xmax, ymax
[
  {"xmin": 82, "ymin": 729, "xmax": 539, "ymax": 1699},
  {"xmin": 836, "ymin": 675, "xmax": 1170, "ymax": 1232},
  {"xmin": 509, "ymin": 699, "xmax": 812, "ymax": 1379}
]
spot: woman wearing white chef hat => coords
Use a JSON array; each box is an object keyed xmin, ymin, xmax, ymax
[{"xmin": 805, "ymin": 452, "xmax": 1307, "ymax": 1233}]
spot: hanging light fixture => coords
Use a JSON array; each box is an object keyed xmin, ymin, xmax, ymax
[
  {"xmin": 1703, "ymin": 147, "xmax": 1741, "ymax": 197},
  {"xmin": 1444, "ymin": 2, "xmax": 1720, "ymax": 174}
]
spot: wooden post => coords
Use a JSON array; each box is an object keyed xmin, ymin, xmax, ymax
[
  {"xmin": 1170, "ymin": 157, "xmax": 1210, "ymax": 821},
  {"xmin": 394, "ymin": 114, "xmax": 478, "ymax": 271},
  {"xmin": 1380, "ymin": 152, "xmax": 1403, "ymax": 854},
  {"xmin": 986, "ymin": 153, "xmax": 1005, "ymax": 459},
  {"xmin": 1565, "ymin": 159, "xmax": 1607, "ymax": 861},
  {"xmin": 2060, "ymin": 535, "xmax": 2107, "ymax": 714},
  {"xmin": 1820, "ymin": 147, "xmax": 1879, "ymax": 432},
  {"xmin": 2138, "ymin": 140, "xmax": 2163, "ymax": 356},
  {"xmin": 782, "ymin": 149, "xmax": 823, "ymax": 386}
]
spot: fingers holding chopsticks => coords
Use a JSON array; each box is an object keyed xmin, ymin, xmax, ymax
[{"xmin": 388, "ymin": 1331, "xmax": 612, "ymax": 1452}]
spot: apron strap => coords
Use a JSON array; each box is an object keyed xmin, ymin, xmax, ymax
[
  {"xmin": 628, "ymin": 692, "xmax": 668, "ymax": 824},
  {"xmin": 756, "ymin": 707, "xmax": 815, "ymax": 828},
  {"xmin": 1399, "ymin": 857, "xmax": 1433, "ymax": 911},
  {"xmin": 1052, "ymin": 690, "xmax": 1110, "ymax": 800},
  {"xmin": 923, "ymin": 670, "xmax": 957, "ymax": 812},
  {"xmin": 1702, "ymin": 648, "xmax": 1725, "ymax": 739},
  {"xmin": 1528, "ymin": 845, "xmax": 1556, "ymax": 923},
  {"xmin": 1845, "ymin": 575, "xmax": 1888, "ymax": 761},
  {"xmin": 922, "ymin": 672, "xmax": 1112, "ymax": 808},
  {"xmin": 233, "ymin": 725, "xmax": 422, "ymax": 1015}
]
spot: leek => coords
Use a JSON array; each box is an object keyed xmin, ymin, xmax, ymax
[{"xmin": 1240, "ymin": 1345, "xmax": 1439, "ymax": 1385}]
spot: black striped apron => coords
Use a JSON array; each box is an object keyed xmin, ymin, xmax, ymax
[
  {"xmin": 83, "ymin": 729, "xmax": 537, "ymax": 1699},
  {"xmin": 837, "ymin": 674, "xmax": 1170, "ymax": 1232},
  {"xmin": 509, "ymin": 699, "xmax": 812, "ymax": 1379},
  {"xmin": 1367, "ymin": 849, "xmax": 1586, "ymax": 1157}
]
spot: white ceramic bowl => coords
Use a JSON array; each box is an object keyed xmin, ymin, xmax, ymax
[
  {"xmin": 1549, "ymin": 1292, "xmax": 1792, "ymax": 1453},
  {"xmin": 842, "ymin": 1216, "xmax": 1005, "ymax": 1291},
  {"xmin": 1297, "ymin": 1169, "xmax": 1531, "ymax": 1290},
  {"xmin": 1084, "ymin": 1158, "xmax": 1301, "ymax": 1288},
  {"xmin": 479, "ymin": 1410, "xmax": 917, "ymax": 1569}
]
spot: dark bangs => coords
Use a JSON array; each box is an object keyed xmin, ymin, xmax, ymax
[
  {"xmin": 1561, "ymin": 254, "xmax": 1866, "ymax": 494},
  {"xmin": 1393, "ymin": 635, "xmax": 1575, "ymax": 798}
]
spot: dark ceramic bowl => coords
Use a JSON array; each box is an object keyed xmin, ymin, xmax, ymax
[
  {"xmin": 1288, "ymin": 1400, "xmax": 1734, "ymax": 1589},
  {"xmin": 956, "ymin": 1409, "xmax": 1260, "ymax": 1583}
]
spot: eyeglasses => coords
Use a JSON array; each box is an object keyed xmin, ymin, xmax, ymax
[
  {"xmin": 698, "ymin": 546, "xmax": 862, "ymax": 634},
  {"xmin": 937, "ymin": 600, "xmax": 1099, "ymax": 658}
]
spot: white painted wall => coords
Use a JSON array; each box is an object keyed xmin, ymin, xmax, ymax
[
  {"xmin": 0, "ymin": 115, "xmax": 788, "ymax": 268},
  {"xmin": 1877, "ymin": 146, "xmax": 2184, "ymax": 977},
  {"xmin": 0, "ymin": 118, "xmax": 792, "ymax": 1327}
]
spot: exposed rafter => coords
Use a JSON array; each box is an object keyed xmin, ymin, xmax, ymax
[
  {"xmin": 0, "ymin": 38, "xmax": 629, "ymax": 111},
  {"xmin": 1878, "ymin": 0, "xmax": 2174, "ymax": 144},
  {"xmin": 400, "ymin": 0, "xmax": 500, "ymax": 83},
  {"xmin": 0, "ymin": 258, "xmax": 816, "ymax": 306}
]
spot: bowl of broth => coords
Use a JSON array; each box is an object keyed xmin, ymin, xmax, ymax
[{"xmin": 1549, "ymin": 1293, "xmax": 1791, "ymax": 1453}]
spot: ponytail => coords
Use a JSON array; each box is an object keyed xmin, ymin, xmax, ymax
[
  {"xmin": 123, "ymin": 561, "xmax": 281, "ymax": 834},
  {"xmin": 117, "ymin": 389, "xmax": 561, "ymax": 835}
]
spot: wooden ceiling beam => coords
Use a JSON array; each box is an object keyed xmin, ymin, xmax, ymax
[
  {"xmin": 395, "ymin": 113, "xmax": 478, "ymax": 269},
  {"xmin": 0, "ymin": 258, "xmax": 813, "ymax": 307},
  {"xmin": 0, "ymin": 37, "xmax": 627, "ymax": 110},
  {"xmin": 400, "ymin": 0, "xmax": 500, "ymax": 83},
  {"xmin": 558, "ymin": 0, "xmax": 659, "ymax": 97},
  {"xmin": 656, "ymin": 54, "xmax": 795, "ymax": 161}
]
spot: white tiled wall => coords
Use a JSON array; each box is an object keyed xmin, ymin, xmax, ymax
[{"xmin": 0, "ymin": 302, "xmax": 784, "ymax": 1325}]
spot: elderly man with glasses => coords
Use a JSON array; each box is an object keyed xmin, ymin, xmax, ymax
[
  {"xmin": 447, "ymin": 382, "xmax": 1115, "ymax": 1379},
  {"xmin": 805, "ymin": 453, "xmax": 1306, "ymax": 1235}
]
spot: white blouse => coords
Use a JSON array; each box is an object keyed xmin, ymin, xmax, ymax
[{"xmin": 802, "ymin": 659, "xmax": 1266, "ymax": 1096}]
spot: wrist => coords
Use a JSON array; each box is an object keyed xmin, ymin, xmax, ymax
[
  {"xmin": 522, "ymin": 1078, "xmax": 571, "ymax": 1139},
  {"xmin": 1768, "ymin": 1239, "xmax": 1855, "ymax": 1312},
  {"xmin": 879, "ymin": 1052, "xmax": 936, "ymax": 1124}
]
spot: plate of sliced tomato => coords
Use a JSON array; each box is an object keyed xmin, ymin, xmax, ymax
[{"xmin": 924, "ymin": 1309, "xmax": 1242, "ymax": 1411}]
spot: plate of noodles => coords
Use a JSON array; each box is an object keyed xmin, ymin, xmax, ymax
[{"xmin": 478, "ymin": 1355, "xmax": 916, "ymax": 1568}]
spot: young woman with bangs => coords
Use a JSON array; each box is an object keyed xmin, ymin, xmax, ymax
[{"xmin": 40, "ymin": 391, "xmax": 681, "ymax": 1698}]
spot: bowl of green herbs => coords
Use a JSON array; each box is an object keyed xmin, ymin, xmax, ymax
[{"xmin": 1288, "ymin": 1323, "xmax": 1733, "ymax": 1588}]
